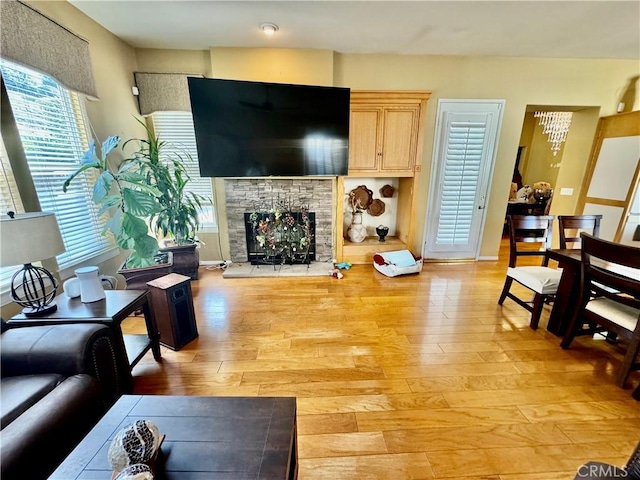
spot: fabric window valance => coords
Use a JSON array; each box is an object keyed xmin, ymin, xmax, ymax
[
  {"xmin": 134, "ymin": 72, "xmax": 203, "ymax": 116},
  {"xmin": 0, "ymin": 0, "xmax": 98, "ymax": 99}
]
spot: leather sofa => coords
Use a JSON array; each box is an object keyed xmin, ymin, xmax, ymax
[{"xmin": 1, "ymin": 322, "xmax": 124, "ymax": 479}]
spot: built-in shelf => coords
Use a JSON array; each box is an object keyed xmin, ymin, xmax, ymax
[
  {"xmin": 342, "ymin": 236, "xmax": 407, "ymax": 264},
  {"xmin": 335, "ymin": 91, "xmax": 430, "ymax": 264}
]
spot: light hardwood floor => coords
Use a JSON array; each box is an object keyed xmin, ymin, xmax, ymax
[{"xmin": 123, "ymin": 243, "xmax": 640, "ymax": 480}]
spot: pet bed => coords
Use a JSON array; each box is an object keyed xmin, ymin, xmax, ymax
[{"xmin": 373, "ymin": 250, "xmax": 423, "ymax": 277}]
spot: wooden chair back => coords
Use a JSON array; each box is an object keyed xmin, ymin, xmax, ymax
[
  {"xmin": 558, "ymin": 214, "xmax": 602, "ymax": 249},
  {"xmin": 580, "ymin": 233, "xmax": 640, "ymax": 302},
  {"xmin": 506, "ymin": 215, "xmax": 554, "ymax": 268},
  {"xmin": 571, "ymin": 233, "xmax": 640, "ymax": 386}
]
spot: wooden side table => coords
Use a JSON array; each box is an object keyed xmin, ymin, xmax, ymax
[
  {"xmin": 147, "ymin": 273, "xmax": 198, "ymax": 350},
  {"xmin": 9, "ymin": 290, "xmax": 161, "ymax": 391}
]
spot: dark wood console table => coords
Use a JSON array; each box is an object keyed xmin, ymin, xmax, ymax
[
  {"xmin": 50, "ymin": 395, "xmax": 298, "ymax": 480},
  {"xmin": 9, "ymin": 290, "xmax": 161, "ymax": 391}
]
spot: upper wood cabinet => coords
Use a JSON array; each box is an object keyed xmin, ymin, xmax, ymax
[{"xmin": 348, "ymin": 91, "xmax": 431, "ymax": 177}]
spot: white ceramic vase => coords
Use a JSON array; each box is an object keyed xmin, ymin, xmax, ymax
[
  {"xmin": 75, "ymin": 266, "xmax": 106, "ymax": 303},
  {"xmin": 347, "ymin": 211, "xmax": 367, "ymax": 243}
]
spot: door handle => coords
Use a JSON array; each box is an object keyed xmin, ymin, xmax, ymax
[{"xmin": 478, "ymin": 206, "xmax": 485, "ymax": 209}]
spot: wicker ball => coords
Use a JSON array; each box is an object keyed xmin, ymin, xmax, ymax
[
  {"xmin": 113, "ymin": 463, "xmax": 154, "ymax": 480},
  {"xmin": 108, "ymin": 420, "xmax": 160, "ymax": 472}
]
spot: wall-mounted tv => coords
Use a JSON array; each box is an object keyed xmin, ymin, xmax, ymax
[{"xmin": 187, "ymin": 77, "xmax": 350, "ymax": 177}]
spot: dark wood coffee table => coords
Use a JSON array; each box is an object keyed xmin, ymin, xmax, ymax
[{"xmin": 49, "ymin": 395, "xmax": 298, "ymax": 480}]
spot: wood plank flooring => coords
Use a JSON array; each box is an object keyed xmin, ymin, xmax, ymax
[{"xmin": 123, "ymin": 244, "xmax": 640, "ymax": 479}]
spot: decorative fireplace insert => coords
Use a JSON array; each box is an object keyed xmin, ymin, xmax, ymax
[{"xmin": 244, "ymin": 211, "xmax": 316, "ymax": 265}]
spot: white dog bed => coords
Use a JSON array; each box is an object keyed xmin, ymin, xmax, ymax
[{"xmin": 373, "ymin": 250, "xmax": 423, "ymax": 277}]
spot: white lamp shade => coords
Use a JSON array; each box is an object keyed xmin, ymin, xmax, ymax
[{"xmin": 0, "ymin": 212, "xmax": 65, "ymax": 266}]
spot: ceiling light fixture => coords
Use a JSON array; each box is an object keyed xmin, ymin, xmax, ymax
[
  {"xmin": 534, "ymin": 111, "xmax": 573, "ymax": 156},
  {"xmin": 260, "ymin": 23, "xmax": 279, "ymax": 35}
]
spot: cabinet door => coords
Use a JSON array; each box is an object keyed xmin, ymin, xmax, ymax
[
  {"xmin": 380, "ymin": 106, "xmax": 419, "ymax": 172},
  {"xmin": 348, "ymin": 107, "xmax": 381, "ymax": 172}
]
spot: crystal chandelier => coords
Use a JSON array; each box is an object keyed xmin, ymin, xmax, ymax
[{"xmin": 534, "ymin": 111, "xmax": 573, "ymax": 156}]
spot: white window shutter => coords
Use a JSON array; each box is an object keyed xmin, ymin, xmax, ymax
[{"xmin": 436, "ymin": 120, "xmax": 487, "ymax": 246}]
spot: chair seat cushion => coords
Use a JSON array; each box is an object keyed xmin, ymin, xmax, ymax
[
  {"xmin": 507, "ymin": 266, "xmax": 563, "ymax": 294},
  {"xmin": 1, "ymin": 374, "xmax": 63, "ymax": 429},
  {"xmin": 586, "ymin": 297, "xmax": 640, "ymax": 331}
]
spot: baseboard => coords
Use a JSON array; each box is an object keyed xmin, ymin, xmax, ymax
[{"xmin": 477, "ymin": 256, "xmax": 499, "ymax": 261}]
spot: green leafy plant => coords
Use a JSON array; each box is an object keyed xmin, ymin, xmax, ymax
[
  {"xmin": 124, "ymin": 120, "xmax": 208, "ymax": 245},
  {"xmin": 63, "ymin": 136, "xmax": 162, "ymax": 268}
]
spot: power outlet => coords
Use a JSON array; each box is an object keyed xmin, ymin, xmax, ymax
[{"xmin": 560, "ymin": 187, "xmax": 574, "ymax": 196}]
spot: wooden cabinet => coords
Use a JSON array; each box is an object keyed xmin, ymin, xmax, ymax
[
  {"xmin": 337, "ymin": 91, "xmax": 431, "ymax": 264},
  {"xmin": 147, "ymin": 273, "xmax": 198, "ymax": 351},
  {"xmin": 348, "ymin": 92, "xmax": 430, "ymax": 177}
]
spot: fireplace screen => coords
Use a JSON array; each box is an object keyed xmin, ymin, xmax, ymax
[{"xmin": 244, "ymin": 211, "xmax": 316, "ymax": 265}]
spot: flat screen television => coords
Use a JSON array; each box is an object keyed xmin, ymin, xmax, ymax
[{"xmin": 187, "ymin": 77, "xmax": 350, "ymax": 177}]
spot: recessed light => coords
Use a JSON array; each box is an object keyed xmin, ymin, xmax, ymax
[{"xmin": 260, "ymin": 23, "xmax": 279, "ymax": 35}]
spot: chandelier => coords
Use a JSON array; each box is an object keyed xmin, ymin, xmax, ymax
[{"xmin": 534, "ymin": 111, "xmax": 573, "ymax": 156}]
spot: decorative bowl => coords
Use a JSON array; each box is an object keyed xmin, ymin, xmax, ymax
[{"xmin": 375, "ymin": 225, "xmax": 389, "ymax": 242}]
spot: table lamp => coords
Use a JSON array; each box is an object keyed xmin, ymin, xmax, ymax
[{"xmin": 0, "ymin": 212, "xmax": 65, "ymax": 316}]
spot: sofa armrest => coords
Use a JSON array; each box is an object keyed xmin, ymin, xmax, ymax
[{"xmin": 1, "ymin": 323, "xmax": 124, "ymax": 403}]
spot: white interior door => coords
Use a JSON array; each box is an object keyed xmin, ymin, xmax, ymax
[{"xmin": 424, "ymin": 100, "xmax": 504, "ymax": 259}]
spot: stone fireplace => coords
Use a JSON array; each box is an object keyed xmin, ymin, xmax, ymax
[{"xmin": 224, "ymin": 178, "xmax": 334, "ymax": 263}]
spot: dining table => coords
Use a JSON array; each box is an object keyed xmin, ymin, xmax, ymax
[
  {"xmin": 545, "ymin": 247, "xmax": 640, "ymax": 337},
  {"xmin": 545, "ymin": 249, "xmax": 582, "ymax": 336}
]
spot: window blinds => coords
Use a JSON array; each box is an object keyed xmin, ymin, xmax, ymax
[
  {"xmin": 152, "ymin": 111, "xmax": 216, "ymax": 228},
  {"xmin": 435, "ymin": 120, "xmax": 486, "ymax": 246},
  {"xmin": 1, "ymin": 59, "xmax": 113, "ymax": 269}
]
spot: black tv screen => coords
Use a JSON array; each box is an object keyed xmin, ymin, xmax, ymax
[{"xmin": 187, "ymin": 77, "xmax": 350, "ymax": 177}]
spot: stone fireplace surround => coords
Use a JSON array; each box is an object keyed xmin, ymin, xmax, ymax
[{"xmin": 224, "ymin": 178, "xmax": 334, "ymax": 264}]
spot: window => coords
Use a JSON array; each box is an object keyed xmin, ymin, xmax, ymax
[
  {"xmin": 0, "ymin": 59, "xmax": 114, "ymax": 270},
  {"xmin": 152, "ymin": 111, "xmax": 217, "ymax": 230}
]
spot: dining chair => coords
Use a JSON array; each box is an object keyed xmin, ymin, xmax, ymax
[
  {"xmin": 498, "ymin": 215, "xmax": 563, "ymax": 330},
  {"xmin": 560, "ymin": 233, "xmax": 640, "ymax": 388},
  {"xmin": 558, "ymin": 214, "xmax": 602, "ymax": 249}
]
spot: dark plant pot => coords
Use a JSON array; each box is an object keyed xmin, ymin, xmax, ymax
[
  {"xmin": 117, "ymin": 251, "xmax": 173, "ymax": 290},
  {"xmin": 160, "ymin": 243, "xmax": 199, "ymax": 280}
]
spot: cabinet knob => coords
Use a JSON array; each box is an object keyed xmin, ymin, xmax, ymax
[{"xmin": 377, "ymin": 152, "xmax": 382, "ymax": 156}]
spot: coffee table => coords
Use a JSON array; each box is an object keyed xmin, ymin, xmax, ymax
[{"xmin": 49, "ymin": 395, "xmax": 298, "ymax": 480}]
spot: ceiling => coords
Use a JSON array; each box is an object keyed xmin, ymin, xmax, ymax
[{"xmin": 69, "ymin": 1, "xmax": 640, "ymax": 60}]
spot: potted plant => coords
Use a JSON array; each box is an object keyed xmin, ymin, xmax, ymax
[
  {"xmin": 126, "ymin": 121, "xmax": 208, "ymax": 280},
  {"xmin": 63, "ymin": 134, "xmax": 173, "ymax": 289}
]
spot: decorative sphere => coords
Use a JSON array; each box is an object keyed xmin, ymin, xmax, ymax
[
  {"xmin": 113, "ymin": 463, "xmax": 154, "ymax": 480},
  {"xmin": 108, "ymin": 420, "xmax": 160, "ymax": 472},
  {"xmin": 10, "ymin": 265, "xmax": 57, "ymax": 310}
]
